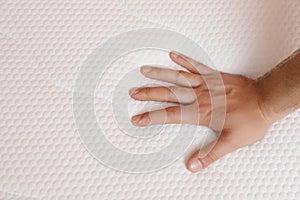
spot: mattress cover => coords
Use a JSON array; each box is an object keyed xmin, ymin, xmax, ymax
[{"xmin": 0, "ymin": 0, "xmax": 299, "ymax": 199}]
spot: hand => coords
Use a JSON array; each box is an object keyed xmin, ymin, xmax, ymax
[{"xmin": 129, "ymin": 51, "xmax": 272, "ymax": 173}]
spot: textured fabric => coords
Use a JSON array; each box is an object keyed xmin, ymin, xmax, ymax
[{"xmin": 0, "ymin": 0, "xmax": 299, "ymax": 199}]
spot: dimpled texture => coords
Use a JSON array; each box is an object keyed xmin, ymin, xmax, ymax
[{"xmin": 0, "ymin": 0, "xmax": 299, "ymax": 199}]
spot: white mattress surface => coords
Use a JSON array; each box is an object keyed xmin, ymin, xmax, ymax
[{"xmin": 0, "ymin": 0, "xmax": 299, "ymax": 199}]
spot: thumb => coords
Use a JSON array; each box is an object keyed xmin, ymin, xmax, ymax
[{"xmin": 186, "ymin": 138, "xmax": 237, "ymax": 173}]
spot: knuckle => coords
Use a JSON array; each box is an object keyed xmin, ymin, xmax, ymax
[
  {"xmin": 140, "ymin": 87, "xmax": 152, "ymax": 99},
  {"xmin": 191, "ymin": 76, "xmax": 203, "ymax": 87},
  {"xmin": 193, "ymin": 87, "xmax": 200, "ymax": 95},
  {"xmin": 166, "ymin": 106, "xmax": 179, "ymax": 117},
  {"xmin": 166, "ymin": 87, "xmax": 175, "ymax": 100},
  {"xmin": 195, "ymin": 88, "xmax": 210, "ymax": 102},
  {"xmin": 177, "ymin": 70, "xmax": 203, "ymax": 87},
  {"xmin": 175, "ymin": 70, "xmax": 185, "ymax": 82},
  {"xmin": 206, "ymin": 151, "xmax": 219, "ymax": 163},
  {"xmin": 225, "ymin": 87, "xmax": 235, "ymax": 96},
  {"xmin": 154, "ymin": 68, "xmax": 162, "ymax": 76},
  {"xmin": 184, "ymin": 89, "xmax": 197, "ymax": 103}
]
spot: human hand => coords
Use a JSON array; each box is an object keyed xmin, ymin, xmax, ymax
[{"xmin": 129, "ymin": 51, "xmax": 272, "ymax": 173}]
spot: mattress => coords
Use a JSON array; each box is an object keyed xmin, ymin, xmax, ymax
[{"xmin": 0, "ymin": 0, "xmax": 299, "ymax": 199}]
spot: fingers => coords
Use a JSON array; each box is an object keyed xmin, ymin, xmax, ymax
[
  {"xmin": 129, "ymin": 86, "xmax": 197, "ymax": 104},
  {"xmin": 130, "ymin": 87, "xmax": 212, "ymax": 127},
  {"xmin": 169, "ymin": 51, "xmax": 216, "ymax": 75},
  {"xmin": 186, "ymin": 135, "xmax": 237, "ymax": 173},
  {"xmin": 131, "ymin": 104, "xmax": 203, "ymax": 126},
  {"xmin": 140, "ymin": 65, "xmax": 203, "ymax": 87}
]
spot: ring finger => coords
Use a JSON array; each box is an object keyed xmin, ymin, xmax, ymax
[{"xmin": 129, "ymin": 86, "xmax": 197, "ymax": 104}]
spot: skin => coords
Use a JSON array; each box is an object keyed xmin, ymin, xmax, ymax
[{"xmin": 129, "ymin": 49, "xmax": 300, "ymax": 173}]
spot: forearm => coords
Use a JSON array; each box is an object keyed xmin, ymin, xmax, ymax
[{"xmin": 256, "ymin": 49, "xmax": 300, "ymax": 123}]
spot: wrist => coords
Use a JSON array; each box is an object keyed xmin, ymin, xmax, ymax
[
  {"xmin": 254, "ymin": 49, "xmax": 300, "ymax": 124},
  {"xmin": 254, "ymin": 80, "xmax": 277, "ymax": 125}
]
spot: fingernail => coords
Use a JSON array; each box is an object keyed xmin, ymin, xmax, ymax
[
  {"xmin": 131, "ymin": 114, "xmax": 150, "ymax": 126},
  {"xmin": 171, "ymin": 51, "xmax": 180, "ymax": 58},
  {"xmin": 139, "ymin": 115, "xmax": 150, "ymax": 126},
  {"xmin": 129, "ymin": 87, "xmax": 140, "ymax": 95},
  {"xmin": 141, "ymin": 66, "xmax": 152, "ymax": 73},
  {"xmin": 131, "ymin": 115, "xmax": 140, "ymax": 123},
  {"xmin": 188, "ymin": 158, "xmax": 203, "ymax": 172}
]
